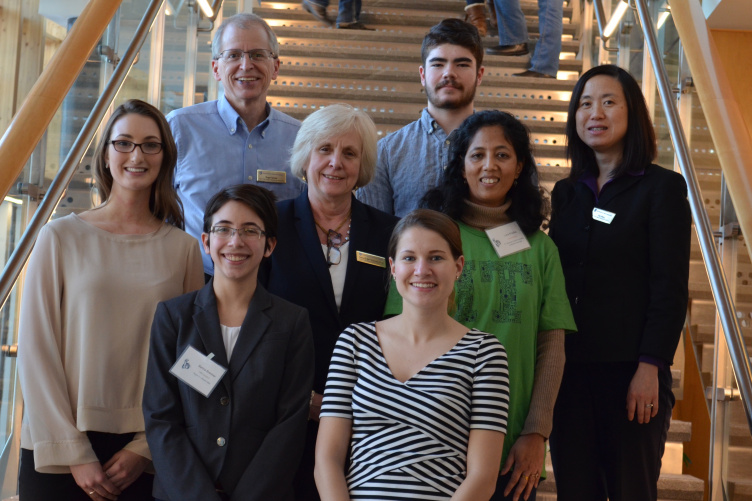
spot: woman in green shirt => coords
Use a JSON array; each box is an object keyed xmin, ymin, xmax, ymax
[{"xmin": 389, "ymin": 110, "xmax": 576, "ymax": 501}]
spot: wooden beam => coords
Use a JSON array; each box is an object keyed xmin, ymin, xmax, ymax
[
  {"xmin": 0, "ymin": 0, "xmax": 123, "ymax": 201},
  {"xmin": 672, "ymin": 0, "xmax": 752, "ymax": 260},
  {"xmin": 0, "ymin": 1, "xmax": 22, "ymax": 132}
]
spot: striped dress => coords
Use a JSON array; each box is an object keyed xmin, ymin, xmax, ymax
[{"xmin": 320, "ymin": 321, "xmax": 510, "ymax": 500}]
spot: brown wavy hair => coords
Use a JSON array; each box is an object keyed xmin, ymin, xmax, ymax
[{"xmin": 92, "ymin": 99, "xmax": 184, "ymax": 229}]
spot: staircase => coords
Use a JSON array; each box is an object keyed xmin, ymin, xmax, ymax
[{"xmin": 254, "ymin": 0, "xmax": 709, "ymax": 499}]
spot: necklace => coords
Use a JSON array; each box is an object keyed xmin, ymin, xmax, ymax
[{"xmin": 314, "ymin": 208, "xmax": 352, "ymax": 246}]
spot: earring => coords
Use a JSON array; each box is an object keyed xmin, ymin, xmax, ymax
[
  {"xmin": 105, "ymin": 164, "xmax": 110, "ymax": 169},
  {"xmin": 513, "ymin": 179, "xmax": 518, "ymax": 186}
]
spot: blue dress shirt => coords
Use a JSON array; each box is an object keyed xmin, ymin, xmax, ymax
[
  {"xmin": 356, "ymin": 108, "xmax": 455, "ymax": 217},
  {"xmin": 168, "ymin": 96, "xmax": 304, "ymax": 274}
]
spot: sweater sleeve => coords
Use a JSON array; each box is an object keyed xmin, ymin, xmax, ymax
[
  {"xmin": 520, "ymin": 329, "xmax": 565, "ymax": 438},
  {"xmin": 183, "ymin": 236, "xmax": 206, "ymax": 293},
  {"xmin": 18, "ymin": 225, "xmax": 98, "ymax": 472},
  {"xmin": 639, "ymin": 170, "xmax": 691, "ymax": 363}
]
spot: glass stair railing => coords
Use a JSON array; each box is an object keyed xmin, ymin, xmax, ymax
[{"xmin": 584, "ymin": 0, "xmax": 752, "ymax": 499}]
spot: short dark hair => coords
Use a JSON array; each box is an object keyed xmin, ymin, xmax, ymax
[
  {"xmin": 421, "ymin": 110, "xmax": 548, "ymax": 235},
  {"xmin": 93, "ymin": 99, "xmax": 184, "ymax": 228},
  {"xmin": 203, "ymin": 184, "xmax": 278, "ymax": 252},
  {"xmin": 387, "ymin": 209, "xmax": 463, "ymax": 262},
  {"xmin": 421, "ymin": 18, "xmax": 483, "ymax": 69},
  {"xmin": 566, "ymin": 64, "xmax": 656, "ymax": 181}
]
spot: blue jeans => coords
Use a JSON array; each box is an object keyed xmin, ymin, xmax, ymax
[
  {"xmin": 493, "ymin": 0, "xmax": 563, "ymax": 76},
  {"xmin": 308, "ymin": 0, "xmax": 362, "ymax": 24}
]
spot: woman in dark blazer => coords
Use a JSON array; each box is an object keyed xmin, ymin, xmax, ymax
[
  {"xmin": 144, "ymin": 185, "xmax": 314, "ymax": 501},
  {"xmin": 547, "ymin": 65, "xmax": 691, "ymax": 501},
  {"xmin": 259, "ymin": 104, "xmax": 398, "ymax": 501}
]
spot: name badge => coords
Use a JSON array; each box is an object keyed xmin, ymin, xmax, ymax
[
  {"xmin": 485, "ymin": 222, "xmax": 531, "ymax": 259},
  {"xmin": 356, "ymin": 251, "xmax": 386, "ymax": 268},
  {"xmin": 257, "ymin": 170, "xmax": 286, "ymax": 184},
  {"xmin": 592, "ymin": 208, "xmax": 616, "ymax": 224},
  {"xmin": 170, "ymin": 346, "xmax": 227, "ymax": 397}
]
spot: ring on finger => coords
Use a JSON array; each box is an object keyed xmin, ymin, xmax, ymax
[{"xmin": 89, "ymin": 491, "xmax": 95, "ymax": 496}]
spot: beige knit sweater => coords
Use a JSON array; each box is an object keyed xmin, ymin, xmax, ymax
[{"xmin": 18, "ymin": 214, "xmax": 204, "ymax": 473}]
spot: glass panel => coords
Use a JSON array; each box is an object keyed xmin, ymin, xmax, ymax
[
  {"xmin": 159, "ymin": 2, "xmax": 214, "ymax": 114},
  {"xmin": 0, "ymin": 0, "xmax": 183, "ymax": 491},
  {"xmin": 582, "ymin": 0, "xmax": 752, "ymax": 498}
]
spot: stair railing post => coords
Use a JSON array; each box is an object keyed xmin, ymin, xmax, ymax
[{"xmin": 634, "ymin": 0, "xmax": 752, "ymax": 435}]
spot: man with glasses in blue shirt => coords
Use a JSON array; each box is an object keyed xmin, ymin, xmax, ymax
[{"xmin": 168, "ymin": 13, "xmax": 303, "ymax": 278}]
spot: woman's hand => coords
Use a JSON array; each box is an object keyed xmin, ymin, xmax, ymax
[
  {"xmin": 309, "ymin": 391, "xmax": 323, "ymax": 422},
  {"xmin": 626, "ymin": 362, "xmax": 659, "ymax": 423},
  {"xmin": 500, "ymin": 433, "xmax": 545, "ymax": 501},
  {"xmin": 70, "ymin": 461, "xmax": 121, "ymax": 500},
  {"xmin": 102, "ymin": 449, "xmax": 151, "ymax": 491}
]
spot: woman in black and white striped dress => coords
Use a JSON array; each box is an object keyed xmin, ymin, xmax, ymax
[{"xmin": 314, "ymin": 209, "xmax": 510, "ymax": 501}]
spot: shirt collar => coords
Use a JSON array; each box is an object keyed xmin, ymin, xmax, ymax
[
  {"xmin": 217, "ymin": 95, "xmax": 273, "ymax": 136},
  {"xmin": 420, "ymin": 108, "xmax": 440, "ymax": 135},
  {"xmin": 580, "ymin": 167, "xmax": 646, "ymax": 200}
]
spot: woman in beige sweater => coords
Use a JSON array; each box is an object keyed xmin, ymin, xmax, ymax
[{"xmin": 17, "ymin": 99, "xmax": 204, "ymax": 501}]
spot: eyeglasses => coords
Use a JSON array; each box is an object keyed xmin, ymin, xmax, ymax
[
  {"xmin": 325, "ymin": 229, "xmax": 343, "ymax": 267},
  {"xmin": 215, "ymin": 49, "xmax": 277, "ymax": 63},
  {"xmin": 210, "ymin": 225, "xmax": 266, "ymax": 240},
  {"xmin": 110, "ymin": 140, "xmax": 163, "ymax": 155}
]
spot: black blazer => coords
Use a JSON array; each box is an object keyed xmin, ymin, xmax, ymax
[
  {"xmin": 259, "ymin": 189, "xmax": 398, "ymax": 391},
  {"xmin": 143, "ymin": 282, "xmax": 314, "ymax": 501},
  {"xmin": 549, "ymin": 164, "xmax": 691, "ymax": 365}
]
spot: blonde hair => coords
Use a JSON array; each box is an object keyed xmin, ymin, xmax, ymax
[{"xmin": 290, "ymin": 104, "xmax": 378, "ymax": 188}]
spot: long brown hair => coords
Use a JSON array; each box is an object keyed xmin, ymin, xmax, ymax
[{"xmin": 92, "ymin": 99, "xmax": 185, "ymax": 229}]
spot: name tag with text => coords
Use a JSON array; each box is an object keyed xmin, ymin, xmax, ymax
[
  {"xmin": 170, "ymin": 345, "xmax": 227, "ymax": 397},
  {"xmin": 485, "ymin": 222, "xmax": 531, "ymax": 259},
  {"xmin": 592, "ymin": 208, "xmax": 616, "ymax": 224}
]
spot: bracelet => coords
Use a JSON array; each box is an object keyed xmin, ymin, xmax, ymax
[{"xmin": 309, "ymin": 390, "xmax": 316, "ymax": 407}]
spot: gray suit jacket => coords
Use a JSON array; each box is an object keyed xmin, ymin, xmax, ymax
[{"xmin": 143, "ymin": 282, "xmax": 314, "ymax": 501}]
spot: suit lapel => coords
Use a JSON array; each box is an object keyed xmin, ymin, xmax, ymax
[
  {"xmin": 192, "ymin": 283, "xmax": 231, "ymax": 393},
  {"xmin": 293, "ymin": 189, "xmax": 339, "ymax": 316},
  {"xmin": 340, "ymin": 197, "xmax": 367, "ymax": 315},
  {"xmin": 598, "ymin": 173, "xmax": 643, "ymax": 207},
  {"xmin": 228, "ymin": 284, "xmax": 272, "ymax": 380}
]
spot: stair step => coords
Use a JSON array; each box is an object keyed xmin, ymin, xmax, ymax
[
  {"xmin": 268, "ymin": 84, "xmax": 571, "ymax": 111},
  {"xmin": 275, "ymin": 62, "xmax": 576, "ymax": 91},
  {"xmin": 729, "ymin": 479, "xmax": 752, "ymax": 501},
  {"xmin": 271, "ymin": 106, "xmax": 567, "ymax": 134},
  {"xmin": 276, "ymin": 42, "xmax": 584, "ymax": 72},
  {"xmin": 271, "ymin": 26, "xmax": 582, "ymax": 54},
  {"xmin": 258, "ymin": 6, "xmax": 579, "ymax": 36},
  {"xmin": 263, "ymin": 0, "xmax": 574, "ymax": 18}
]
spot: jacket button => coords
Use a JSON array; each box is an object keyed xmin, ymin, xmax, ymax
[
  {"xmin": 217, "ymin": 437, "xmax": 226, "ymax": 447},
  {"xmin": 220, "ymin": 397, "xmax": 230, "ymax": 406},
  {"xmin": 584, "ymin": 225, "xmax": 590, "ymax": 230}
]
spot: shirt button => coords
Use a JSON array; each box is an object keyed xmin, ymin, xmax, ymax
[
  {"xmin": 445, "ymin": 140, "xmax": 450, "ymax": 145},
  {"xmin": 230, "ymin": 128, "xmax": 235, "ymax": 133},
  {"xmin": 220, "ymin": 397, "xmax": 230, "ymax": 406},
  {"xmin": 248, "ymin": 175, "xmax": 253, "ymax": 181},
  {"xmin": 217, "ymin": 437, "xmax": 226, "ymax": 447},
  {"xmin": 248, "ymin": 144, "xmax": 253, "ymax": 149}
]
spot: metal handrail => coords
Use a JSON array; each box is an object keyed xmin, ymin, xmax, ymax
[
  {"xmin": 633, "ymin": 0, "xmax": 752, "ymax": 433},
  {"xmin": 590, "ymin": 0, "xmax": 752, "ymax": 432},
  {"xmin": 0, "ymin": 0, "xmax": 166, "ymax": 311}
]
